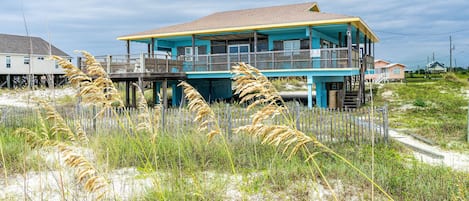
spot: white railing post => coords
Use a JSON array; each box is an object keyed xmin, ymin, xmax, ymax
[
  {"xmin": 106, "ymin": 54, "xmax": 111, "ymax": 73},
  {"xmin": 271, "ymin": 52, "xmax": 275, "ymax": 69},
  {"xmin": 140, "ymin": 53, "xmax": 145, "ymax": 73}
]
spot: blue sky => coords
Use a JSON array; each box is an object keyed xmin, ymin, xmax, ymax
[{"xmin": 3, "ymin": 0, "xmax": 469, "ymax": 69}]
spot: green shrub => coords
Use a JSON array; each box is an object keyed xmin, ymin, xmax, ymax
[{"xmin": 413, "ymin": 98, "xmax": 427, "ymax": 107}]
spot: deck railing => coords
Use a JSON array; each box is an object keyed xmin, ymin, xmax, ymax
[
  {"xmin": 93, "ymin": 48, "xmax": 368, "ymax": 74},
  {"xmin": 363, "ymin": 55, "xmax": 374, "ymax": 70}
]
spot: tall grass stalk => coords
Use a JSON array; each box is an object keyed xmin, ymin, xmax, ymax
[
  {"xmin": 370, "ymin": 81, "xmax": 375, "ymax": 200},
  {"xmin": 232, "ymin": 63, "xmax": 393, "ymax": 200},
  {"xmin": 178, "ymin": 81, "xmax": 236, "ymax": 175},
  {"xmin": 14, "ymin": 100, "xmax": 109, "ymax": 200},
  {"xmin": 53, "ymin": 52, "xmax": 166, "ymax": 199},
  {"xmin": 0, "ymin": 134, "xmax": 8, "ymax": 186}
]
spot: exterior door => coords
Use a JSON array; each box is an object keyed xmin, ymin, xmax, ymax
[{"xmin": 228, "ymin": 44, "xmax": 250, "ymax": 67}]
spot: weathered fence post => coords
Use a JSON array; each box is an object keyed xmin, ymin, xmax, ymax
[
  {"xmin": 295, "ymin": 102, "xmax": 300, "ymax": 130},
  {"xmin": 227, "ymin": 104, "xmax": 232, "ymax": 138},
  {"xmin": 161, "ymin": 106, "xmax": 166, "ymax": 131},
  {"xmin": 467, "ymin": 102, "xmax": 469, "ymax": 142},
  {"xmin": 383, "ymin": 104, "xmax": 389, "ymax": 143},
  {"xmin": 92, "ymin": 105, "xmax": 97, "ymax": 132}
]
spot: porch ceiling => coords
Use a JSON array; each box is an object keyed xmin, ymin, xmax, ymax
[
  {"xmin": 314, "ymin": 24, "xmax": 369, "ymax": 43},
  {"xmin": 197, "ymin": 32, "xmax": 267, "ymax": 40}
]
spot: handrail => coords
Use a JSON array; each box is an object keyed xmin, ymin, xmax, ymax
[{"xmin": 94, "ymin": 48, "xmax": 365, "ymax": 74}]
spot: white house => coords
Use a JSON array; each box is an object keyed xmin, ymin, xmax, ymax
[
  {"xmin": 0, "ymin": 33, "xmax": 70, "ymax": 87},
  {"xmin": 426, "ymin": 61, "xmax": 446, "ymax": 73}
]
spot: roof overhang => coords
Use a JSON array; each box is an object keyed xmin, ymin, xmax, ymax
[{"xmin": 117, "ymin": 17, "xmax": 379, "ymax": 43}]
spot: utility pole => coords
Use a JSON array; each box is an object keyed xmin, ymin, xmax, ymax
[{"xmin": 449, "ymin": 36, "xmax": 452, "ymax": 68}]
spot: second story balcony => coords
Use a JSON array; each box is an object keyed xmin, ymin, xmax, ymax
[{"xmin": 93, "ymin": 48, "xmax": 373, "ymax": 74}]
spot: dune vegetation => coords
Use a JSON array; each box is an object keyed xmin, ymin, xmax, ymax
[{"xmin": 0, "ymin": 52, "xmax": 467, "ymax": 200}]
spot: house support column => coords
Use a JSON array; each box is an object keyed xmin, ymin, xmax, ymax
[
  {"xmin": 364, "ymin": 36, "xmax": 368, "ymax": 56},
  {"xmin": 6, "ymin": 74, "xmax": 10, "ymax": 89},
  {"xmin": 125, "ymin": 81, "xmax": 130, "ymax": 107},
  {"xmin": 307, "ymin": 75, "xmax": 314, "ymax": 108},
  {"xmin": 171, "ymin": 83, "xmax": 179, "ymax": 107},
  {"xmin": 154, "ymin": 82, "xmax": 161, "ymax": 104},
  {"xmin": 192, "ymin": 34, "xmax": 196, "ymax": 71},
  {"xmin": 338, "ymin": 32, "xmax": 343, "ymax": 47},
  {"xmin": 315, "ymin": 81, "xmax": 327, "ymax": 108},
  {"xmin": 162, "ymin": 79, "xmax": 168, "ymax": 109},
  {"xmin": 356, "ymin": 28, "xmax": 361, "ymax": 67},
  {"xmin": 131, "ymin": 82, "xmax": 137, "ymax": 107},
  {"xmin": 151, "ymin": 38, "xmax": 155, "ymax": 58},
  {"xmin": 368, "ymin": 38, "xmax": 372, "ymax": 56},
  {"xmin": 309, "ymin": 26, "xmax": 313, "ymax": 68},
  {"xmin": 357, "ymin": 29, "xmax": 364, "ymax": 106},
  {"xmin": 254, "ymin": 31, "xmax": 258, "ymax": 67},
  {"xmin": 126, "ymin": 40, "xmax": 131, "ymax": 63},
  {"xmin": 347, "ymin": 23, "xmax": 352, "ymax": 67},
  {"xmin": 147, "ymin": 43, "xmax": 151, "ymax": 56}
]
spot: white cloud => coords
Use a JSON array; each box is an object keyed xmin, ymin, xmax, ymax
[{"xmin": 2, "ymin": 0, "xmax": 468, "ymax": 67}]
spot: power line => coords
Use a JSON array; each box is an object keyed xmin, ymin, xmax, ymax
[{"xmin": 375, "ymin": 28, "xmax": 469, "ymax": 37}]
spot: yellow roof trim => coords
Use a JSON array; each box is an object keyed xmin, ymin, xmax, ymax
[
  {"xmin": 352, "ymin": 18, "xmax": 380, "ymax": 43},
  {"xmin": 118, "ymin": 17, "xmax": 379, "ymax": 42}
]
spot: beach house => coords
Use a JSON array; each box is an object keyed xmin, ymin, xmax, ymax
[{"xmin": 111, "ymin": 2, "xmax": 378, "ymax": 108}]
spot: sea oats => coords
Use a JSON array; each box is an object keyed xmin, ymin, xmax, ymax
[{"xmin": 178, "ymin": 81, "xmax": 221, "ymax": 142}]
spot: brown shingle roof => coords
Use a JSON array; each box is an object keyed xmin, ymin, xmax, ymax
[
  {"xmin": 118, "ymin": 2, "xmax": 377, "ymax": 41},
  {"xmin": 0, "ymin": 34, "xmax": 69, "ymax": 56}
]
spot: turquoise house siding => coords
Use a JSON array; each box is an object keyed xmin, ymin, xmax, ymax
[
  {"xmin": 117, "ymin": 3, "xmax": 379, "ymax": 109},
  {"xmin": 187, "ymin": 79, "xmax": 232, "ymax": 102}
]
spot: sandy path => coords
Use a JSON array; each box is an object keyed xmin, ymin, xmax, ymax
[
  {"xmin": 0, "ymin": 88, "xmax": 75, "ymax": 107},
  {"xmin": 389, "ymin": 130, "xmax": 469, "ymax": 172}
]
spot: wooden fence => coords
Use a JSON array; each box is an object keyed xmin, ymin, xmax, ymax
[{"xmin": 0, "ymin": 104, "xmax": 388, "ymax": 144}]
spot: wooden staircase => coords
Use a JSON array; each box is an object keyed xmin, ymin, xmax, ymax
[
  {"xmin": 343, "ymin": 91, "xmax": 359, "ymax": 109},
  {"xmin": 342, "ymin": 75, "xmax": 361, "ymax": 109}
]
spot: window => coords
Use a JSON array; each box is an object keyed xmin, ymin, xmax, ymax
[
  {"xmin": 37, "ymin": 57, "xmax": 44, "ymax": 60},
  {"xmin": 283, "ymin": 40, "xmax": 301, "ymax": 56},
  {"xmin": 184, "ymin": 47, "xmax": 198, "ymax": 62},
  {"xmin": 24, "ymin": 56, "xmax": 30, "ymax": 64},
  {"xmin": 6, "ymin": 56, "xmax": 11, "ymax": 68},
  {"xmin": 393, "ymin": 68, "xmax": 401, "ymax": 75}
]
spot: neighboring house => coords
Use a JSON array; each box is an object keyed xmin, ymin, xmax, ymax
[
  {"xmin": 426, "ymin": 61, "xmax": 446, "ymax": 73},
  {"xmin": 111, "ymin": 2, "xmax": 379, "ymax": 108},
  {"xmin": 0, "ymin": 33, "xmax": 70, "ymax": 88},
  {"xmin": 366, "ymin": 59, "xmax": 406, "ymax": 82}
]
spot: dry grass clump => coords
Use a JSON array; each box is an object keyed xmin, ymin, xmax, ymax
[
  {"xmin": 51, "ymin": 55, "xmax": 91, "ymax": 88},
  {"xmin": 178, "ymin": 81, "xmax": 221, "ymax": 142},
  {"xmin": 52, "ymin": 51, "xmax": 123, "ymax": 116},
  {"xmin": 133, "ymin": 83, "xmax": 161, "ymax": 143},
  {"xmin": 58, "ymin": 144, "xmax": 107, "ymax": 199},
  {"xmin": 178, "ymin": 81, "xmax": 235, "ymax": 174},
  {"xmin": 232, "ymin": 64, "xmax": 287, "ymax": 125},
  {"xmin": 231, "ymin": 63, "xmax": 393, "ymax": 200},
  {"xmin": 232, "ymin": 63, "xmax": 323, "ymax": 156},
  {"xmin": 14, "ymin": 100, "xmax": 108, "ymax": 200}
]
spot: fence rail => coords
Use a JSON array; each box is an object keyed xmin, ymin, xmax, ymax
[{"xmin": 0, "ymin": 104, "xmax": 388, "ymax": 144}]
